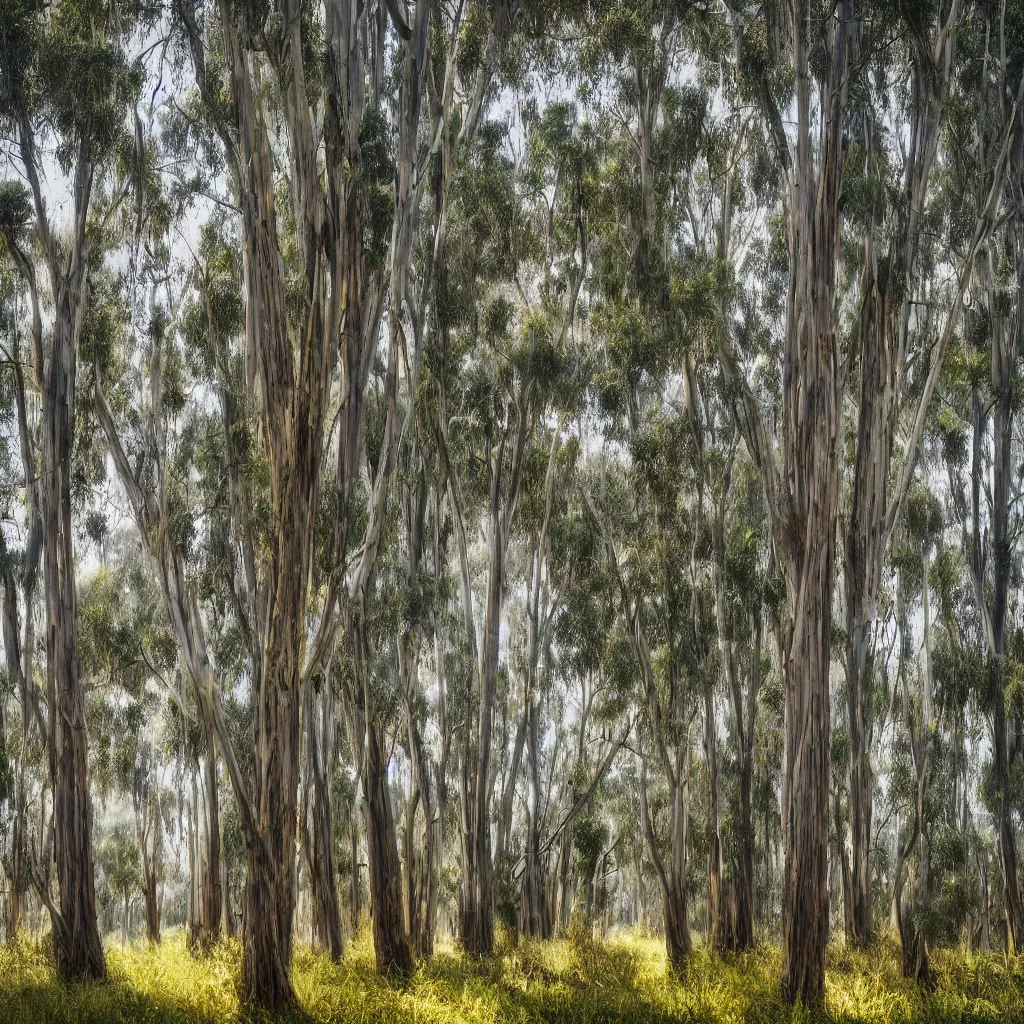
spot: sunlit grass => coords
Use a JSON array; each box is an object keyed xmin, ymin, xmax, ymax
[{"xmin": 0, "ymin": 926, "xmax": 1021, "ymax": 1022}]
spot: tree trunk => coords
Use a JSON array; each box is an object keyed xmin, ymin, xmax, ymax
[
  {"xmin": 719, "ymin": 0, "xmax": 852, "ymax": 1002},
  {"xmin": 363, "ymin": 722, "xmax": 412, "ymax": 975},
  {"xmin": 522, "ymin": 623, "xmax": 546, "ymax": 939},
  {"xmin": 306, "ymin": 683, "xmax": 342, "ymax": 960},
  {"xmin": 44, "ymin": 288, "xmax": 105, "ymax": 981},
  {"xmin": 705, "ymin": 686, "xmax": 724, "ymax": 952},
  {"xmin": 242, "ymin": 827, "xmax": 293, "ymax": 1007},
  {"xmin": 349, "ymin": 811, "xmax": 362, "ymax": 933},
  {"xmin": 554, "ymin": 828, "xmax": 572, "ymax": 934},
  {"xmin": 222, "ymin": 854, "xmax": 234, "ymax": 939},
  {"xmin": 404, "ymin": 696, "xmax": 439, "ymax": 958},
  {"xmin": 144, "ymin": 871, "xmax": 160, "ymax": 945},
  {"xmin": 141, "ymin": 777, "xmax": 161, "ymax": 945},
  {"xmin": 199, "ymin": 738, "xmax": 221, "ymax": 947},
  {"xmin": 988, "ymin": 242, "xmax": 1024, "ymax": 952},
  {"xmin": 779, "ymin": 562, "xmax": 833, "ymax": 1004},
  {"xmin": 457, "ymin": 488, "xmax": 504, "ymax": 957},
  {"xmin": 460, "ymin": 770, "xmax": 495, "ymax": 956},
  {"xmin": 730, "ymin": 610, "xmax": 761, "ymax": 952},
  {"xmin": 662, "ymin": 879, "xmax": 692, "ymax": 973}
]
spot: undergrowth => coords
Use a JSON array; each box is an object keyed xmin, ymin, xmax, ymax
[{"xmin": 0, "ymin": 927, "xmax": 1020, "ymax": 1023}]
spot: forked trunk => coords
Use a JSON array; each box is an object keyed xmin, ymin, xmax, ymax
[
  {"xmin": 404, "ymin": 702, "xmax": 439, "ymax": 958},
  {"xmin": 522, "ymin": 662, "xmax": 547, "ymax": 939}
]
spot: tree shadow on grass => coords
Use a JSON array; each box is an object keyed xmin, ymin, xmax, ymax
[{"xmin": 1, "ymin": 935, "xmax": 1021, "ymax": 1024}]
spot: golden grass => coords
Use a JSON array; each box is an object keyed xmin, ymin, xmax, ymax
[{"xmin": 0, "ymin": 927, "xmax": 1019, "ymax": 1023}]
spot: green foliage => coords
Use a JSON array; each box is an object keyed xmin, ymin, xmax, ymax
[
  {"xmin": 97, "ymin": 823, "xmax": 143, "ymax": 907},
  {"xmin": 358, "ymin": 108, "xmax": 396, "ymax": 272},
  {"xmin": 0, "ymin": 182, "xmax": 32, "ymax": 241}
]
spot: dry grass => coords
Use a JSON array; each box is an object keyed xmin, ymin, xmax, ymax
[{"xmin": 0, "ymin": 927, "xmax": 1019, "ymax": 1023}]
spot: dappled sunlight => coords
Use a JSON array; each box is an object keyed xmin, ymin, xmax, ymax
[{"xmin": 0, "ymin": 930, "xmax": 1020, "ymax": 1023}]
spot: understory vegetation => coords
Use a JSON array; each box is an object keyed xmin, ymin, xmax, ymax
[{"xmin": 1, "ymin": 930, "xmax": 1021, "ymax": 1024}]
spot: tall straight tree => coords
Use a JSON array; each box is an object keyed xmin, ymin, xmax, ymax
[
  {"xmin": 170, "ymin": 0, "xmax": 432, "ymax": 996},
  {"xmin": 720, "ymin": 0, "xmax": 852, "ymax": 1003},
  {"xmin": 0, "ymin": 0, "xmax": 144, "ymax": 979},
  {"xmin": 839, "ymin": 0, "xmax": 1019, "ymax": 946}
]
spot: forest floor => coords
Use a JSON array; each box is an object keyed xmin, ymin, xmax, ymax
[{"xmin": 0, "ymin": 927, "xmax": 1018, "ymax": 1024}]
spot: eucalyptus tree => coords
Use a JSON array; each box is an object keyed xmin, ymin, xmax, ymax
[
  {"xmin": 715, "ymin": 0, "xmax": 854, "ymax": 1001},
  {"xmin": 96, "ymin": 824, "xmax": 142, "ymax": 947},
  {"xmin": 0, "ymin": 0, "xmax": 151, "ymax": 979},
  {"xmin": 429, "ymin": 95, "xmax": 582, "ymax": 951},
  {"xmin": 710, "ymin": 457, "xmax": 773, "ymax": 951},
  {"xmin": 96, "ymin": 0, "xmax": 433, "ymax": 995},
  {"xmin": 93, "ymin": 223, "xmax": 232, "ymax": 954},
  {"xmin": 836, "ymin": 0, "xmax": 1024, "ymax": 947},
  {"xmin": 888, "ymin": 484, "xmax": 943, "ymax": 981},
  {"xmin": 952, "ymin": 10, "xmax": 1024, "ymax": 951},
  {"xmin": 531, "ymin": 496, "xmax": 625, "ymax": 936},
  {"xmin": 576, "ymin": 1, "xmax": 716, "ymax": 969},
  {"xmin": 515, "ymin": 434, "xmax": 577, "ymax": 939},
  {"xmin": 0, "ymin": 259, "xmax": 43, "ymax": 945},
  {"xmin": 75, "ymin": 542, "xmax": 172, "ymax": 948},
  {"xmin": 586, "ymin": 426, "xmax": 714, "ymax": 968}
]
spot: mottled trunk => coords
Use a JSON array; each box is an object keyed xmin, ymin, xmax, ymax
[
  {"xmin": 779, "ymin": 551, "xmax": 834, "ymax": 1004},
  {"xmin": 457, "ymin": 489, "xmax": 503, "ymax": 957},
  {"xmin": 402, "ymin": 789, "xmax": 427, "ymax": 957},
  {"xmin": 460, "ymin": 780, "xmax": 495, "ymax": 955},
  {"xmin": 142, "ymin": 781, "xmax": 161, "ymax": 945},
  {"xmin": 7, "ymin": 808, "xmax": 22, "ymax": 943},
  {"xmin": 242, "ymin": 827, "xmax": 293, "ymax": 1007},
  {"xmin": 521, "ymin": 729, "xmax": 546, "ymax": 938},
  {"xmin": 460, "ymin": 546, "xmax": 501, "ymax": 956},
  {"xmin": 639, "ymin": 758, "xmax": 691, "ymax": 970},
  {"xmin": 221, "ymin": 856, "xmax": 234, "ymax": 939},
  {"xmin": 554, "ymin": 828, "xmax": 572, "ymax": 934},
  {"xmin": 0, "ymin": 565, "xmax": 29, "ymax": 945},
  {"xmin": 835, "ymin": 787, "xmax": 855, "ymax": 941},
  {"xmin": 187, "ymin": 749, "xmax": 220, "ymax": 949},
  {"xmin": 845, "ymin": 611, "xmax": 873, "ymax": 948},
  {"xmin": 522, "ymin": 645, "xmax": 546, "ymax": 938}
]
